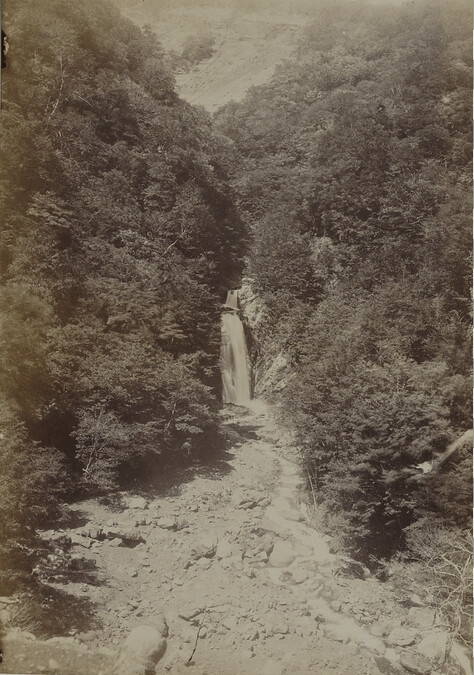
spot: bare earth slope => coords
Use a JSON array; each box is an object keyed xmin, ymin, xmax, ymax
[{"xmin": 120, "ymin": 3, "xmax": 305, "ymax": 112}]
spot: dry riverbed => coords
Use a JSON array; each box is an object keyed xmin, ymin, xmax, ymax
[{"xmin": 0, "ymin": 404, "xmax": 468, "ymax": 675}]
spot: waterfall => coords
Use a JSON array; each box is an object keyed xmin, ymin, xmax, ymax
[{"xmin": 221, "ymin": 290, "xmax": 251, "ymax": 405}]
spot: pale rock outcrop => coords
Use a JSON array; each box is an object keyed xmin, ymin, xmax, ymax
[{"xmin": 111, "ymin": 620, "xmax": 168, "ymax": 675}]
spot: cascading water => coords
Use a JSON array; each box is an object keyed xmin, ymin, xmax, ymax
[{"xmin": 221, "ymin": 290, "xmax": 251, "ymax": 406}]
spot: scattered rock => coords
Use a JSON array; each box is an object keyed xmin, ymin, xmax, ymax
[
  {"xmin": 399, "ymin": 651, "xmax": 432, "ymax": 675},
  {"xmin": 111, "ymin": 623, "xmax": 167, "ymax": 675},
  {"xmin": 268, "ymin": 540, "xmax": 295, "ymax": 568},
  {"xmin": 415, "ymin": 632, "xmax": 448, "ymax": 665},
  {"xmin": 387, "ymin": 627, "xmax": 417, "ymax": 647}
]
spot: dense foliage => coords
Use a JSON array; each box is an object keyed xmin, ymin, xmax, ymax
[
  {"xmin": 215, "ymin": 0, "xmax": 472, "ymax": 638},
  {"xmin": 0, "ymin": 0, "xmax": 246, "ymax": 583}
]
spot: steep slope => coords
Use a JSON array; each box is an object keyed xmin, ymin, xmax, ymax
[{"xmin": 115, "ymin": 2, "xmax": 306, "ymax": 112}]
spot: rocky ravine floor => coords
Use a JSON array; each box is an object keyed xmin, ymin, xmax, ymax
[{"xmin": 0, "ymin": 403, "xmax": 469, "ymax": 675}]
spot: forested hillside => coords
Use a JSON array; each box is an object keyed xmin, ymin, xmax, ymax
[
  {"xmin": 0, "ymin": 0, "xmax": 246, "ymax": 588},
  {"xmin": 215, "ymin": 0, "xmax": 472, "ymax": 643}
]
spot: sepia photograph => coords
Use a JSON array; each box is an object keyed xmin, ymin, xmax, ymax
[{"xmin": 0, "ymin": 0, "xmax": 472, "ymax": 673}]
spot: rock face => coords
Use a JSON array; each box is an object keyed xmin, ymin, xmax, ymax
[{"xmin": 111, "ymin": 622, "xmax": 167, "ymax": 675}]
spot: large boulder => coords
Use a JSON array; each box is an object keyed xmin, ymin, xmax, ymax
[
  {"xmin": 415, "ymin": 631, "xmax": 448, "ymax": 665},
  {"xmin": 268, "ymin": 540, "xmax": 295, "ymax": 568},
  {"xmin": 111, "ymin": 622, "xmax": 168, "ymax": 675}
]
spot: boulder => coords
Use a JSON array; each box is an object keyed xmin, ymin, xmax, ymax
[
  {"xmin": 103, "ymin": 526, "xmax": 122, "ymax": 540},
  {"xmin": 69, "ymin": 553, "xmax": 97, "ymax": 571},
  {"xmin": 70, "ymin": 533, "xmax": 93, "ymax": 549},
  {"xmin": 111, "ymin": 623, "xmax": 168, "ymax": 675},
  {"xmin": 190, "ymin": 534, "xmax": 218, "ymax": 560},
  {"xmin": 290, "ymin": 568, "xmax": 309, "ymax": 584},
  {"xmin": 407, "ymin": 607, "xmax": 436, "ymax": 631},
  {"xmin": 119, "ymin": 530, "xmax": 146, "ymax": 547},
  {"xmin": 415, "ymin": 632, "xmax": 448, "ymax": 665},
  {"xmin": 238, "ymin": 499, "xmax": 259, "ymax": 510},
  {"xmin": 374, "ymin": 655, "xmax": 406, "ymax": 674},
  {"xmin": 124, "ymin": 496, "xmax": 148, "ymax": 510},
  {"xmin": 268, "ymin": 540, "xmax": 295, "ymax": 568},
  {"xmin": 272, "ymin": 623, "xmax": 289, "ymax": 635},
  {"xmin": 178, "ymin": 607, "xmax": 205, "ymax": 623},
  {"xmin": 156, "ymin": 517, "xmax": 178, "ymax": 531},
  {"xmin": 399, "ymin": 651, "xmax": 432, "ymax": 675},
  {"xmin": 79, "ymin": 524, "xmax": 103, "ymax": 540},
  {"xmin": 255, "ymin": 534, "xmax": 275, "ymax": 556},
  {"xmin": 387, "ymin": 627, "xmax": 417, "ymax": 647}
]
